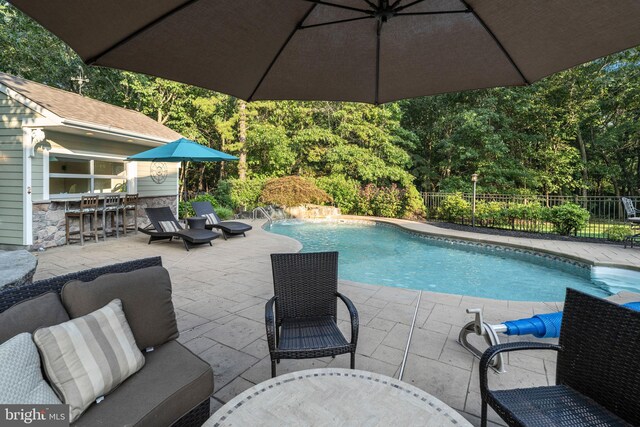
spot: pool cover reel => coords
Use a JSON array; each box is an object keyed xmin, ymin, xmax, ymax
[{"xmin": 459, "ymin": 301, "xmax": 640, "ymax": 372}]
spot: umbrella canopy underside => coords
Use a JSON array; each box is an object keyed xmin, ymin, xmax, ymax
[{"xmin": 11, "ymin": 0, "xmax": 640, "ymax": 104}]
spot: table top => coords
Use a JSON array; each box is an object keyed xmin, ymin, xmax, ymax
[{"xmin": 204, "ymin": 368, "xmax": 472, "ymax": 427}]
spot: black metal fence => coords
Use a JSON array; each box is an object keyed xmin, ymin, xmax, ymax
[{"xmin": 422, "ymin": 192, "xmax": 640, "ymax": 239}]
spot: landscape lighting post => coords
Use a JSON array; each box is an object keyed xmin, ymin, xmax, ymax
[{"xmin": 471, "ymin": 173, "xmax": 478, "ymax": 227}]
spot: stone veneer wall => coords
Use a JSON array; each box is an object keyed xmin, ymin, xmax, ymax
[
  {"xmin": 31, "ymin": 195, "xmax": 177, "ymax": 250},
  {"xmin": 284, "ymin": 204, "xmax": 341, "ymax": 219}
]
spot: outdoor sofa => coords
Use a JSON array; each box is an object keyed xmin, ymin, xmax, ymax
[
  {"xmin": 0, "ymin": 257, "xmax": 213, "ymax": 426},
  {"xmin": 191, "ymin": 201, "xmax": 252, "ymax": 239},
  {"xmin": 139, "ymin": 206, "xmax": 220, "ymax": 250}
]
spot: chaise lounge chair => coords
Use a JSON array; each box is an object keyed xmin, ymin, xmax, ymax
[
  {"xmin": 621, "ymin": 197, "xmax": 640, "ymax": 247},
  {"xmin": 191, "ymin": 201, "xmax": 252, "ymax": 240},
  {"xmin": 138, "ymin": 207, "xmax": 220, "ymax": 251}
]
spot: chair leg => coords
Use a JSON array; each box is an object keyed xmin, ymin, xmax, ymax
[
  {"xmin": 65, "ymin": 215, "xmax": 70, "ymax": 245},
  {"xmin": 102, "ymin": 211, "xmax": 107, "ymax": 241},
  {"xmin": 94, "ymin": 211, "xmax": 99, "ymax": 242},
  {"xmin": 350, "ymin": 351, "xmax": 355, "ymax": 369},
  {"xmin": 79, "ymin": 213, "xmax": 85, "ymax": 246},
  {"xmin": 480, "ymin": 400, "xmax": 488, "ymax": 427},
  {"xmin": 271, "ymin": 360, "xmax": 277, "ymax": 378},
  {"xmin": 183, "ymin": 239, "xmax": 190, "ymax": 251}
]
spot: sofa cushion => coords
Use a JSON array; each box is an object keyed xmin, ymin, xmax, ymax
[
  {"xmin": 34, "ymin": 299, "xmax": 145, "ymax": 422},
  {"xmin": 0, "ymin": 333, "xmax": 61, "ymax": 405},
  {"xmin": 74, "ymin": 340, "xmax": 214, "ymax": 427},
  {"xmin": 61, "ymin": 266, "xmax": 178, "ymax": 350},
  {"xmin": 0, "ymin": 292, "xmax": 70, "ymax": 344}
]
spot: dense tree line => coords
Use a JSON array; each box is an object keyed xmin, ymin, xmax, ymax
[{"xmin": 2, "ymin": 1, "xmax": 639, "ymax": 199}]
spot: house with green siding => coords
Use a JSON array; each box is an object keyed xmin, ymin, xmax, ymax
[{"xmin": 0, "ymin": 72, "xmax": 182, "ymax": 249}]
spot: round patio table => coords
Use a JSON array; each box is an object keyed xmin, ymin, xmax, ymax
[{"xmin": 204, "ymin": 368, "xmax": 472, "ymax": 427}]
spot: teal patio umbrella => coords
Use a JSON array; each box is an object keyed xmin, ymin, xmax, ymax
[
  {"xmin": 127, "ymin": 138, "xmax": 238, "ymax": 162},
  {"xmin": 128, "ymin": 138, "xmax": 237, "ymax": 200}
]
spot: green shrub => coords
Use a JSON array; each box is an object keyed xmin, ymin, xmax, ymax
[
  {"xmin": 217, "ymin": 177, "xmax": 267, "ymax": 210},
  {"xmin": 260, "ymin": 176, "xmax": 332, "ymax": 206},
  {"xmin": 402, "ymin": 186, "xmax": 426, "ymax": 219},
  {"xmin": 607, "ymin": 224, "xmax": 633, "ymax": 242},
  {"xmin": 179, "ymin": 193, "xmax": 227, "ymax": 219},
  {"xmin": 372, "ymin": 184, "xmax": 403, "ymax": 218},
  {"xmin": 438, "ymin": 193, "xmax": 470, "ymax": 222},
  {"xmin": 503, "ymin": 202, "xmax": 544, "ymax": 229},
  {"xmin": 214, "ymin": 206, "xmax": 234, "ymax": 220},
  {"xmin": 212, "ymin": 180, "xmax": 234, "ymax": 209},
  {"xmin": 316, "ymin": 175, "xmax": 359, "ymax": 214},
  {"xmin": 191, "ymin": 193, "xmax": 220, "ymax": 208},
  {"xmin": 178, "ymin": 201, "xmax": 192, "ymax": 219},
  {"xmin": 547, "ymin": 203, "xmax": 590, "ymax": 235},
  {"xmin": 355, "ymin": 184, "xmax": 377, "ymax": 216},
  {"xmin": 475, "ymin": 201, "xmax": 503, "ymax": 225}
]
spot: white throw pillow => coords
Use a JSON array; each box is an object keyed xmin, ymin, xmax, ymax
[
  {"xmin": 0, "ymin": 333, "xmax": 61, "ymax": 405},
  {"xmin": 158, "ymin": 220, "xmax": 179, "ymax": 232},
  {"xmin": 203, "ymin": 213, "xmax": 218, "ymax": 225},
  {"xmin": 34, "ymin": 299, "xmax": 145, "ymax": 422}
]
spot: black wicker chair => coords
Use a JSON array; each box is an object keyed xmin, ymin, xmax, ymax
[
  {"xmin": 266, "ymin": 251, "xmax": 358, "ymax": 378},
  {"xmin": 138, "ymin": 206, "xmax": 220, "ymax": 251},
  {"xmin": 480, "ymin": 288, "xmax": 640, "ymax": 427},
  {"xmin": 0, "ymin": 257, "xmax": 211, "ymax": 427}
]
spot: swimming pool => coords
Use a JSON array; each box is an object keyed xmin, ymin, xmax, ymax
[{"xmin": 266, "ymin": 220, "xmax": 640, "ymax": 301}]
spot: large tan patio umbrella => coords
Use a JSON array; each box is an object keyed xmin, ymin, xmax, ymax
[{"xmin": 9, "ymin": 0, "xmax": 640, "ymax": 104}]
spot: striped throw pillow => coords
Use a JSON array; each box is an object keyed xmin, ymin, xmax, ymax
[
  {"xmin": 34, "ymin": 299, "xmax": 145, "ymax": 422},
  {"xmin": 158, "ymin": 220, "xmax": 179, "ymax": 232},
  {"xmin": 203, "ymin": 213, "xmax": 218, "ymax": 225}
]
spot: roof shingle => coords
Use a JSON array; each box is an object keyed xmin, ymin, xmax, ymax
[{"xmin": 0, "ymin": 72, "xmax": 181, "ymax": 141}]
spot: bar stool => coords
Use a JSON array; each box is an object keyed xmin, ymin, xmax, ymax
[
  {"xmin": 65, "ymin": 194, "xmax": 100, "ymax": 245},
  {"xmin": 101, "ymin": 194, "xmax": 123, "ymax": 240},
  {"xmin": 122, "ymin": 193, "xmax": 139, "ymax": 234}
]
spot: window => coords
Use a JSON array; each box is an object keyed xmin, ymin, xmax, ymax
[{"xmin": 49, "ymin": 155, "xmax": 127, "ymax": 197}]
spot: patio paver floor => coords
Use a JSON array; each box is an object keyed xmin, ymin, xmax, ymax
[{"xmin": 31, "ymin": 218, "xmax": 640, "ymax": 427}]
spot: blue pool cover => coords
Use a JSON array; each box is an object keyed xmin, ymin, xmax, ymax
[{"xmin": 504, "ymin": 302, "xmax": 640, "ymax": 338}]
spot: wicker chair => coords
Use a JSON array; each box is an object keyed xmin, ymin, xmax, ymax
[
  {"xmin": 480, "ymin": 288, "xmax": 640, "ymax": 427},
  {"xmin": 266, "ymin": 252, "xmax": 358, "ymax": 378}
]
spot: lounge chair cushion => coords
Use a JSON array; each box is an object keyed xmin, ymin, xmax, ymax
[
  {"xmin": 203, "ymin": 213, "xmax": 218, "ymax": 225},
  {"xmin": 34, "ymin": 299, "xmax": 145, "ymax": 422},
  {"xmin": 74, "ymin": 340, "xmax": 213, "ymax": 427},
  {"xmin": 62, "ymin": 266, "xmax": 178, "ymax": 350},
  {"xmin": 0, "ymin": 292, "xmax": 70, "ymax": 343},
  {"xmin": 215, "ymin": 221, "xmax": 252, "ymax": 234},
  {"xmin": 0, "ymin": 333, "xmax": 61, "ymax": 405},
  {"xmin": 158, "ymin": 220, "xmax": 179, "ymax": 232}
]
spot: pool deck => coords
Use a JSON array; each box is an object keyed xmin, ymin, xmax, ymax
[{"xmin": 31, "ymin": 217, "xmax": 640, "ymax": 427}]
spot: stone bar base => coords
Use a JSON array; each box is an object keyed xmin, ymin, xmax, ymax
[{"xmin": 31, "ymin": 195, "xmax": 177, "ymax": 250}]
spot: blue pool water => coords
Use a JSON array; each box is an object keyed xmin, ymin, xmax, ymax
[{"xmin": 266, "ymin": 220, "xmax": 640, "ymax": 302}]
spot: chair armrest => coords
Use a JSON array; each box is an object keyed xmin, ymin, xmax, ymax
[
  {"xmin": 336, "ymin": 292, "xmax": 359, "ymax": 345},
  {"xmin": 480, "ymin": 342, "xmax": 560, "ymax": 397},
  {"xmin": 265, "ymin": 296, "xmax": 277, "ymax": 352}
]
